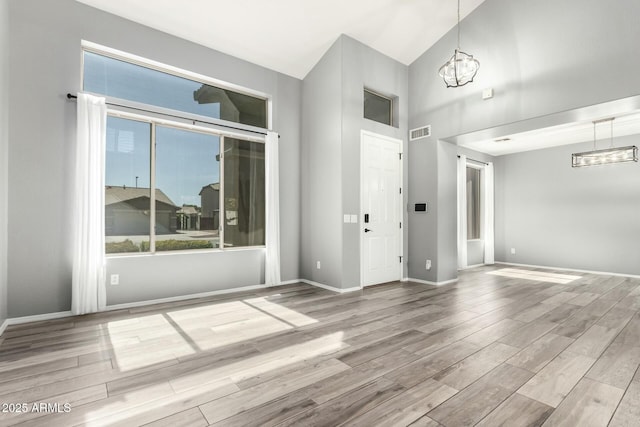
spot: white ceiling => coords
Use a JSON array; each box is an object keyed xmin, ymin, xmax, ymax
[
  {"xmin": 77, "ymin": 0, "xmax": 640, "ymax": 155},
  {"xmin": 461, "ymin": 111, "xmax": 640, "ymax": 156},
  {"xmin": 76, "ymin": 0, "xmax": 486, "ymax": 79}
]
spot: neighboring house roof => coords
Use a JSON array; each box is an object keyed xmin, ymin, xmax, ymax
[
  {"xmin": 105, "ymin": 186, "xmax": 177, "ymax": 207},
  {"xmin": 177, "ymin": 205, "xmax": 199, "ymax": 215},
  {"xmin": 199, "ymin": 183, "xmax": 220, "ymax": 195}
]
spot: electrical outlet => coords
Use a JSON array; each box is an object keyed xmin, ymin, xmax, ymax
[
  {"xmin": 510, "ymin": 248, "xmax": 516, "ymax": 255},
  {"xmin": 426, "ymin": 259, "xmax": 432, "ymax": 270},
  {"xmin": 110, "ymin": 274, "xmax": 120, "ymax": 286},
  {"xmin": 316, "ymin": 261, "xmax": 321, "ymax": 269}
]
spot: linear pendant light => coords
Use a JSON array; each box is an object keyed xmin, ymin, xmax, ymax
[
  {"xmin": 438, "ymin": 0, "xmax": 480, "ymax": 88},
  {"xmin": 572, "ymin": 118, "xmax": 638, "ymax": 167}
]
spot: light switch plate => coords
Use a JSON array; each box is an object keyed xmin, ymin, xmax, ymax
[
  {"xmin": 350, "ymin": 215, "xmax": 358, "ymax": 223},
  {"xmin": 343, "ymin": 214, "xmax": 350, "ymax": 223}
]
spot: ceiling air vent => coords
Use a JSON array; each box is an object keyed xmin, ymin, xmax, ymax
[{"xmin": 410, "ymin": 125, "xmax": 431, "ymax": 141}]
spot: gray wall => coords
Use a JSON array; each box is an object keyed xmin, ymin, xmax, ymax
[
  {"xmin": 301, "ymin": 35, "xmax": 408, "ymax": 289},
  {"xmin": 340, "ymin": 36, "xmax": 408, "ymax": 287},
  {"xmin": 409, "ymin": 0, "xmax": 640, "ymax": 282},
  {"xmin": 301, "ymin": 38, "xmax": 343, "ymax": 288},
  {"xmin": 495, "ymin": 137, "xmax": 640, "ymax": 275},
  {"xmin": 7, "ymin": 0, "xmax": 301, "ymax": 316},
  {"xmin": 0, "ymin": 0, "xmax": 8, "ymax": 324}
]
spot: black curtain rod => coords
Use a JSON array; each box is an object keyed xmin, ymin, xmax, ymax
[
  {"xmin": 457, "ymin": 155, "xmax": 489, "ymax": 165},
  {"xmin": 66, "ymin": 93, "xmax": 275, "ymax": 137}
]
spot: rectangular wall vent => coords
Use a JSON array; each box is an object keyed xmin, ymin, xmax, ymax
[{"xmin": 410, "ymin": 125, "xmax": 431, "ymax": 141}]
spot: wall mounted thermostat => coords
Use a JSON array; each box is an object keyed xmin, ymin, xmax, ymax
[{"xmin": 414, "ymin": 203, "xmax": 427, "ymax": 212}]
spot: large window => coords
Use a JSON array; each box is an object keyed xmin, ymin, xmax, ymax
[
  {"xmin": 89, "ymin": 44, "xmax": 267, "ymax": 255},
  {"xmin": 223, "ymin": 138, "xmax": 265, "ymax": 247},
  {"xmin": 155, "ymin": 126, "xmax": 221, "ymax": 252},
  {"xmin": 466, "ymin": 166, "xmax": 481, "ymax": 240},
  {"xmin": 105, "ymin": 116, "xmax": 265, "ymax": 254},
  {"xmin": 83, "ymin": 50, "xmax": 268, "ymax": 128},
  {"xmin": 105, "ymin": 117, "xmax": 151, "ymax": 253}
]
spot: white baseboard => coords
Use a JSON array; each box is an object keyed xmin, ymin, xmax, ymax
[
  {"xmin": 7, "ymin": 311, "xmax": 73, "ymax": 326},
  {"xmin": 463, "ymin": 263, "xmax": 485, "ymax": 270},
  {"xmin": 0, "ymin": 319, "xmax": 8, "ymax": 336},
  {"xmin": 106, "ymin": 283, "xmax": 279, "ymax": 311},
  {"xmin": 497, "ymin": 262, "xmax": 640, "ymax": 279},
  {"xmin": 0, "ymin": 281, "xmax": 305, "ymax": 336},
  {"xmin": 405, "ymin": 277, "xmax": 458, "ymax": 286},
  {"xmin": 0, "ymin": 278, "xmax": 382, "ymax": 337},
  {"xmin": 107, "ymin": 280, "xmax": 307, "ymax": 311},
  {"xmin": 299, "ymin": 279, "xmax": 360, "ymax": 294},
  {"xmin": 279, "ymin": 279, "xmax": 303, "ymax": 286}
]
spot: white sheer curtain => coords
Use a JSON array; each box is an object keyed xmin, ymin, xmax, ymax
[
  {"xmin": 457, "ymin": 154, "xmax": 468, "ymax": 270},
  {"xmin": 265, "ymin": 131, "xmax": 281, "ymax": 286},
  {"xmin": 483, "ymin": 162, "xmax": 495, "ymax": 264},
  {"xmin": 71, "ymin": 93, "xmax": 107, "ymax": 315}
]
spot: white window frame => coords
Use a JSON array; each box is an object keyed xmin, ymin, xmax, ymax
[
  {"xmin": 466, "ymin": 162, "xmax": 483, "ymax": 241},
  {"xmin": 81, "ymin": 42, "xmax": 271, "ymax": 256},
  {"xmin": 106, "ymin": 109, "xmax": 266, "ymax": 257},
  {"xmin": 81, "ymin": 40, "xmax": 273, "ymax": 132}
]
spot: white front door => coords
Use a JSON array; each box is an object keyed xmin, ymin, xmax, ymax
[{"xmin": 361, "ymin": 131, "xmax": 402, "ymax": 287}]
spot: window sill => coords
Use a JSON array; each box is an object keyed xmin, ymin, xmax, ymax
[{"xmin": 106, "ymin": 245, "xmax": 265, "ymax": 259}]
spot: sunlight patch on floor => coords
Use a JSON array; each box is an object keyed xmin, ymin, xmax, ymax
[
  {"xmin": 487, "ymin": 268, "xmax": 582, "ymax": 284},
  {"xmin": 243, "ymin": 297, "xmax": 319, "ymax": 327},
  {"xmin": 108, "ymin": 314, "xmax": 197, "ymax": 371},
  {"xmin": 108, "ymin": 299, "xmax": 321, "ymax": 370}
]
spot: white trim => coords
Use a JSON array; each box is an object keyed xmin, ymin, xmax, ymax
[
  {"xmin": 81, "ymin": 40, "xmax": 271, "ymax": 101},
  {"xmin": 300, "ymin": 279, "xmax": 361, "ymax": 294},
  {"xmin": 279, "ymin": 279, "xmax": 303, "ymax": 286},
  {"xmin": 106, "ymin": 245, "xmax": 265, "ymax": 259},
  {"xmin": 360, "ymin": 130, "xmax": 404, "ymax": 289},
  {"xmin": 107, "ymin": 281, "xmax": 298, "ymax": 311},
  {"xmin": 100, "ymin": 95, "xmax": 269, "ymax": 139},
  {"xmin": 0, "ymin": 280, "xmax": 310, "ymax": 336},
  {"xmin": 7, "ymin": 311, "xmax": 73, "ymax": 326},
  {"xmin": 149, "ymin": 122, "xmax": 157, "ymax": 253},
  {"xmin": 106, "ymin": 109, "xmax": 265, "ymax": 144},
  {"xmin": 405, "ymin": 277, "xmax": 459, "ymax": 286},
  {"xmin": 496, "ymin": 262, "xmax": 640, "ymax": 279},
  {"xmin": 267, "ymin": 98, "xmax": 274, "ymax": 131},
  {"xmin": 462, "ymin": 263, "xmax": 485, "ymax": 270},
  {"xmin": 105, "ymin": 285, "xmax": 271, "ymax": 311},
  {"xmin": 0, "ymin": 319, "xmax": 9, "ymax": 336},
  {"xmin": 219, "ymin": 136, "xmax": 226, "ymax": 248}
]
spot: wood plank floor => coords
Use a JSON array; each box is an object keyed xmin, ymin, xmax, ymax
[{"xmin": 1, "ymin": 265, "xmax": 639, "ymax": 426}]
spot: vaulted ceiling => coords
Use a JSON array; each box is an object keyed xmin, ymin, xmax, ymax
[{"xmin": 76, "ymin": 0, "xmax": 486, "ymax": 79}]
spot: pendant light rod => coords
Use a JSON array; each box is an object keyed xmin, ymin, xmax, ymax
[
  {"xmin": 591, "ymin": 117, "xmax": 615, "ymax": 150},
  {"xmin": 457, "ymin": 0, "xmax": 461, "ymax": 50}
]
